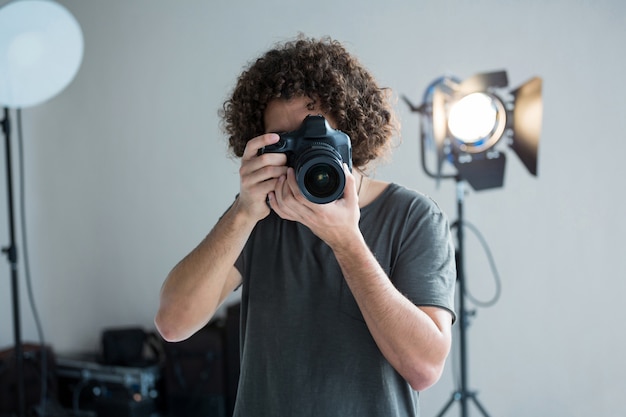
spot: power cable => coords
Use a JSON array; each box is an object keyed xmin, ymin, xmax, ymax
[
  {"xmin": 16, "ymin": 108, "xmax": 49, "ymax": 416},
  {"xmin": 447, "ymin": 218, "xmax": 503, "ymax": 394},
  {"xmin": 450, "ymin": 220, "xmax": 502, "ymax": 308}
]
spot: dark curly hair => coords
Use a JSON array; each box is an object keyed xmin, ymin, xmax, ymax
[{"xmin": 220, "ymin": 36, "xmax": 398, "ymax": 168}]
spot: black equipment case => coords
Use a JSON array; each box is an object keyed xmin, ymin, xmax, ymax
[{"xmin": 56, "ymin": 354, "xmax": 160, "ymax": 417}]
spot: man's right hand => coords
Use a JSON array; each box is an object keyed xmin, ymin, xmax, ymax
[{"xmin": 237, "ymin": 133, "xmax": 288, "ymax": 222}]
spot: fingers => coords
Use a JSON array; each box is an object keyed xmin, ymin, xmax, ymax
[
  {"xmin": 342, "ymin": 163, "xmax": 358, "ymax": 203},
  {"xmin": 240, "ymin": 163, "xmax": 286, "ymax": 193},
  {"xmin": 242, "ymin": 133, "xmax": 280, "ymax": 160},
  {"xmin": 269, "ymin": 168, "xmax": 314, "ymax": 221},
  {"xmin": 284, "ymin": 167, "xmax": 308, "ymax": 203},
  {"xmin": 241, "ymin": 133, "xmax": 284, "ymax": 173},
  {"xmin": 268, "ymin": 171, "xmax": 295, "ymax": 219},
  {"xmin": 241, "ymin": 134, "xmax": 286, "ymax": 177},
  {"xmin": 237, "ymin": 134, "xmax": 288, "ymax": 219}
]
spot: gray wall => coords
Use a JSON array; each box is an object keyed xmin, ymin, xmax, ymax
[{"xmin": 0, "ymin": 0, "xmax": 624, "ymax": 416}]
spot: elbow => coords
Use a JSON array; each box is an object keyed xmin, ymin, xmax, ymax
[
  {"xmin": 405, "ymin": 361, "xmax": 446, "ymax": 392},
  {"xmin": 154, "ymin": 313, "xmax": 180, "ymax": 343},
  {"xmin": 154, "ymin": 309, "xmax": 194, "ymax": 343},
  {"xmin": 155, "ymin": 291, "xmax": 221, "ymax": 343}
]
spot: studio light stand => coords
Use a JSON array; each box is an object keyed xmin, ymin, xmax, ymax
[
  {"xmin": 404, "ymin": 70, "xmax": 542, "ymax": 417},
  {"xmin": 0, "ymin": 1, "xmax": 84, "ymax": 416},
  {"xmin": 434, "ymin": 179, "xmax": 491, "ymax": 417},
  {"xmin": 2, "ymin": 106, "xmax": 26, "ymax": 417}
]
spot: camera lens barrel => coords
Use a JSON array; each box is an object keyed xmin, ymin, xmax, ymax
[{"xmin": 295, "ymin": 145, "xmax": 346, "ymax": 204}]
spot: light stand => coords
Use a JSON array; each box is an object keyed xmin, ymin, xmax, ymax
[
  {"xmin": 434, "ymin": 179, "xmax": 491, "ymax": 417},
  {"xmin": 1, "ymin": 106, "xmax": 25, "ymax": 417},
  {"xmin": 0, "ymin": 1, "xmax": 84, "ymax": 416},
  {"xmin": 404, "ymin": 70, "xmax": 542, "ymax": 417}
]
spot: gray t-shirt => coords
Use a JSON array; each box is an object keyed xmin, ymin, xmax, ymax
[{"xmin": 234, "ymin": 183, "xmax": 456, "ymax": 417}]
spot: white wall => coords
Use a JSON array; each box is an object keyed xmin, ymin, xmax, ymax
[{"xmin": 0, "ymin": 0, "xmax": 624, "ymax": 416}]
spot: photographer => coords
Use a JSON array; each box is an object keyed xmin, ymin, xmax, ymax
[{"xmin": 155, "ymin": 36, "xmax": 456, "ymax": 417}]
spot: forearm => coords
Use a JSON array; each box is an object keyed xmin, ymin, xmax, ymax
[
  {"xmin": 331, "ymin": 233, "xmax": 452, "ymax": 391},
  {"xmin": 155, "ymin": 199, "xmax": 253, "ymax": 342},
  {"xmin": 156, "ymin": 132, "xmax": 288, "ymax": 342}
]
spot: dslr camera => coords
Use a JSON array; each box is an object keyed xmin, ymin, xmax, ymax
[{"xmin": 258, "ymin": 115, "xmax": 352, "ymax": 204}]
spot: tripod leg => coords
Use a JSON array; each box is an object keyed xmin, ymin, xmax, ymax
[
  {"xmin": 434, "ymin": 391, "xmax": 460, "ymax": 417},
  {"xmin": 468, "ymin": 393, "xmax": 492, "ymax": 417}
]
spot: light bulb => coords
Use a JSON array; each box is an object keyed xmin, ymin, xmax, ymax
[{"xmin": 448, "ymin": 93, "xmax": 498, "ymax": 143}]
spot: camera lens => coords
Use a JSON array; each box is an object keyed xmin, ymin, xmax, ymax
[
  {"xmin": 295, "ymin": 146, "xmax": 346, "ymax": 204},
  {"xmin": 304, "ymin": 164, "xmax": 340, "ymax": 198}
]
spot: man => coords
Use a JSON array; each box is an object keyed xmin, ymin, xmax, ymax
[{"xmin": 155, "ymin": 36, "xmax": 456, "ymax": 417}]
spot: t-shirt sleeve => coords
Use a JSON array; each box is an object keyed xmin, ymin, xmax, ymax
[{"xmin": 387, "ymin": 193, "xmax": 457, "ymax": 323}]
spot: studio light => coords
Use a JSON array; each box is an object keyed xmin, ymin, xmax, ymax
[
  {"xmin": 403, "ymin": 71, "xmax": 543, "ymax": 417},
  {"xmin": 0, "ymin": 1, "xmax": 83, "ymax": 416},
  {"xmin": 405, "ymin": 70, "xmax": 542, "ymax": 190},
  {"xmin": 0, "ymin": 0, "xmax": 84, "ymax": 108}
]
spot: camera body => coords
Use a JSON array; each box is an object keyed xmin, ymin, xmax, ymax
[{"xmin": 258, "ymin": 115, "xmax": 352, "ymax": 204}]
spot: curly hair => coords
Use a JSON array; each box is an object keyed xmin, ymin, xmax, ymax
[{"xmin": 220, "ymin": 36, "xmax": 398, "ymax": 168}]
